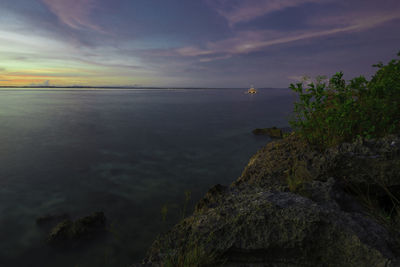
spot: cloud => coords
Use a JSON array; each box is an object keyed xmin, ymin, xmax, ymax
[
  {"xmin": 41, "ymin": 0, "xmax": 104, "ymax": 32},
  {"xmin": 206, "ymin": 0, "xmax": 327, "ymax": 26},
  {"xmin": 78, "ymin": 59, "xmax": 144, "ymax": 70},
  {"xmin": 199, "ymin": 54, "xmax": 232, "ymax": 62},
  {"xmin": 176, "ymin": 46, "xmax": 214, "ymax": 57},
  {"xmin": 176, "ymin": 12, "xmax": 400, "ymax": 61}
]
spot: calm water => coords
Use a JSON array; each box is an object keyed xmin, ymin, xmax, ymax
[{"xmin": 0, "ymin": 88, "xmax": 294, "ymax": 267}]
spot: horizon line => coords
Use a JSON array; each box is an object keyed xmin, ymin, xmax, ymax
[{"xmin": 0, "ymin": 85, "xmax": 288, "ymax": 90}]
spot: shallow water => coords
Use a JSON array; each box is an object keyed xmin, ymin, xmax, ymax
[{"xmin": 0, "ymin": 88, "xmax": 294, "ymax": 266}]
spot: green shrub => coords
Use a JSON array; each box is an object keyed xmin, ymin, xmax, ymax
[{"xmin": 289, "ymin": 51, "xmax": 400, "ymax": 149}]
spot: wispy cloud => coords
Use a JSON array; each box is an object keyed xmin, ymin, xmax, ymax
[
  {"xmin": 206, "ymin": 0, "xmax": 326, "ymax": 26},
  {"xmin": 76, "ymin": 58, "xmax": 144, "ymax": 70},
  {"xmin": 41, "ymin": 0, "xmax": 104, "ymax": 32},
  {"xmin": 176, "ymin": 12, "xmax": 400, "ymax": 61},
  {"xmin": 176, "ymin": 46, "xmax": 214, "ymax": 57},
  {"xmin": 6, "ymin": 70, "xmax": 90, "ymax": 78},
  {"xmin": 199, "ymin": 54, "xmax": 232, "ymax": 62}
]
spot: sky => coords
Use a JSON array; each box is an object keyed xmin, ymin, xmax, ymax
[{"xmin": 0, "ymin": 0, "xmax": 399, "ymax": 88}]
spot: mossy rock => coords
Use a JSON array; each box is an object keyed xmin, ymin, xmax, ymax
[
  {"xmin": 142, "ymin": 134, "xmax": 400, "ymax": 266},
  {"xmin": 144, "ymin": 183, "xmax": 398, "ymax": 266},
  {"xmin": 238, "ymin": 134, "xmax": 400, "ymax": 201}
]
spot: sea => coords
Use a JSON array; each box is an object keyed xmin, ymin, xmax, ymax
[{"xmin": 0, "ymin": 88, "xmax": 295, "ymax": 267}]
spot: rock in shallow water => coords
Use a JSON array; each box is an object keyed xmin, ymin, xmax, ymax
[
  {"xmin": 47, "ymin": 211, "xmax": 106, "ymax": 244},
  {"xmin": 252, "ymin": 127, "xmax": 283, "ymax": 138}
]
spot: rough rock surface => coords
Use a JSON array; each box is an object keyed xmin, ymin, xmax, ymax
[
  {"xmin": 236, "ymin": 134, "xmax": 400, "ymax": 197},
  {"xmin": 142, "ymin": 134, "xmax": 400, "ymax": 266}
]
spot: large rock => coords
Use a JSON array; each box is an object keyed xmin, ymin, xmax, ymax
[
  {"xmin": 235, "ymin": 133, "xmax": 323, "ymax": 190},
  {"xmin": 142, "ymin": 134, "xmax": 400, "ymax": 266},
  {"xmin": 144, "ymin": 179, "xmax": 399, "ymax": 266},
  {"xmin": 237, "ymin": 134, "xmax": 400, "ymax": 200},
  {"xmin": 328, "ymin": 136, "xmax": 400, "ymax": 201}
]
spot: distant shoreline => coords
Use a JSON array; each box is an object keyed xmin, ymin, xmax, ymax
[{"xmin": 0, "ymin": 86, "xmax": 286, "ymax": 90}]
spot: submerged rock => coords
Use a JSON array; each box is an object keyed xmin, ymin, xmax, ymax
[
  {"xmin": 142, "ymin": 134, "xmax": 400, "ymax": 266},
  {"xmin": 47, "ymin": 211, "xmax": 106, "ymax": 244},
  {"xmin": 48, "ymin": 220, "xmax": 74, "ymax": 243}
]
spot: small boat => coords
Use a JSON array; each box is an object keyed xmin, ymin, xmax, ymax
[{"xmin": 247, "ymin": 85, "xmax": 257, "ymax": 94}]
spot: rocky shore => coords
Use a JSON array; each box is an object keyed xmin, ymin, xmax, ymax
[{"xmin": 139, "ymin": 133, "xmax": 400, "ymax": 266}]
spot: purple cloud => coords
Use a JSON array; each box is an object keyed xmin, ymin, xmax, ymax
[
  {"xmin": 176, "ymin": 10, "xmax": 400, "ymax": 61},
  {"xmin": 41, "ymin": 0, "xmax": 104, "ymax": 32},
  {"xmin": 206, "ymin": 0, "xmax": 328, "ymax": 26}
]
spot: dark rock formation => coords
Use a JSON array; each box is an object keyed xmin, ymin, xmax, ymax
[
  {"xmin": 48, "ymin": 220, "xmax": 74, "ymax": 243},
  {"xmin": 237, "ymin": 134, "xmax": 400, "ymax": 195},
  {"xmin": 142, "ymin": 134, "xmax": 400, "ymax": 266},
  {"xmin": 252, "ymin": 127, "xmax": 283, "ymax": 138},
  {"xmin": 47, "ymin": 211, "xmax": 106, "ymax": 244}
]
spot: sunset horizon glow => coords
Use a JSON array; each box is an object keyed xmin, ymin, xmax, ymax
[{"xmin": 1, "ymin": 0, "xmax": 400, "ymax": 88}]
